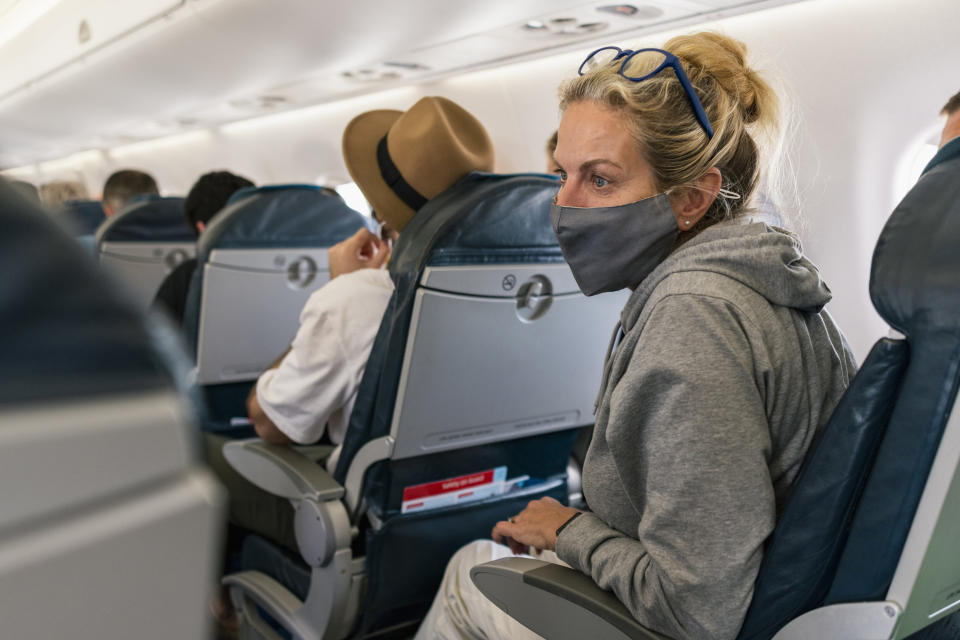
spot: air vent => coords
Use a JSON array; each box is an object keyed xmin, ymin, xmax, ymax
[
  {"xmin": 228, "ymin": 95, "xmax": 288, "ymax": 111},
  {"xmin": 383, "ymin": 61, "xmax": 430, "ymax": 71},
  {"xmin": 597, "ymin": 4, "xmax": 665, "ymax": 20},
  {"xmin": 519, "ymin": 16, "xmax": 609, "ymax": 36},
  {"xmin": 341, "ymin": 61, "xmax": 431, "ymax": 82},
  {"xmin": 77, "ymin": 19, "xmax": 91, "ymax": 44}
]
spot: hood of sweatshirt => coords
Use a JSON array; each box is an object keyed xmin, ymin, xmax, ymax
[{"xmin": 620, "ymin": 219, "xmax": 832, "ymax": 333}]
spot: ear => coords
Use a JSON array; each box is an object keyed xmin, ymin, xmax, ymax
[{"xmin": 669, "ymin": 168, "xmax": 722, "ymax": 230}]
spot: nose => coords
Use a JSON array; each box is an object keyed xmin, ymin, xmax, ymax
[{"xmin": 554, "ymin": 180, "xmax": 582, "ymax": 208}]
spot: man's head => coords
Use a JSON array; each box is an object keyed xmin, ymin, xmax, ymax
[
  {"xmin": 102, "ymin": 169, "xmax": 159, "ymax": 216},
  {"xmin": 341, "ymin": 96, "xmax": 494, "ymax": 234},
  {"xmin": 184, "ymin": 171, "xmax": 254, "ymax": 234},
  {"xmin": 940, "ymin": 90, "xmax": 960, "ymax": 148}
]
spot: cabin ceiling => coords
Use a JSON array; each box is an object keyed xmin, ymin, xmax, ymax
[{"xmin": 0, "ymin": 0, "xmax": 798, "ymax": 170}]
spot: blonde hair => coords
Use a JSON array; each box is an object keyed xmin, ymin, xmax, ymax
[
  {"xmin": 560, "ymin": 32, "xmax": 790, "ymax": 231},
  {"xmin": 39, "ymin": 180, "xmax": 89, "ymax": 207}
]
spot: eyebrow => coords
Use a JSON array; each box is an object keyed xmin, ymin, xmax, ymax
[
  {"xmin": 580, "ymin": 158, "xmax": 623, "ymax": 172},
  {"xmin": 552, "ymin": 157, "xmax": 623, "ymax": 173}
]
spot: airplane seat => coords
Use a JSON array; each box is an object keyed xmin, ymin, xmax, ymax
[
  {"xmin": 0, "ymin": 179, "xmax": 226, "ymax": 639},
  {"xmin": 94, "ymin": 195, "xmax": 193, "ymax": 309},
  {"xmin": 181, "ymin": 184, "xmax": 367, "ymax": 435},
  {"xmin": 56, "ymin": 198, "xmax": 106, "ymax": 250},
  {"xmin": 219, "ymin": 171, "xmax": 628, "ymax": 639},
  {"xmin": 468, "ymin": 142, "xmax": 960, "ymax": 640}
]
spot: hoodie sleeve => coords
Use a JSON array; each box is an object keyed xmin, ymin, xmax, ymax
[{"xmin": 556, "ymin": 293, "xmax": 776, "ymax": 640}]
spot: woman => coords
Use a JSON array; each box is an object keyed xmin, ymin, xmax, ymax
[{"xmin": 415, "ymin": 32, "xmax": 856, "ymax": 640}]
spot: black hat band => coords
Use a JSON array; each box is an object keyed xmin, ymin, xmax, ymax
[{"xmin": 376, "ymin": 135, "xmax": 428, "ymax": 211}]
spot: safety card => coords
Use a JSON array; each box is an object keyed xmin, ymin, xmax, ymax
[{"xmin": 401, "ymin": 466, "xmax": 508, "ymax": 513}]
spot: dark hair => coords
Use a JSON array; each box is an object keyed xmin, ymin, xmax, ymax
[
  {"xmin": 183, "ymin": 171, "xmax": 254, "ymax": 232},
  {"xmin": 10, "ymin": 180, "xmax": 40, "ymax": 203},
  {"xmin": 102, "ymin": 169, "xmax": 159, "ymax": 208},
  {"xmin": 942, "ymin": 91, "xmax": 960, "ymax": 116}
]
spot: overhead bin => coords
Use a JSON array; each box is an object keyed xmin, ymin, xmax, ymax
[{"xmin": 0, "ymin": 0, "xmax": 186, "ymax": 100}]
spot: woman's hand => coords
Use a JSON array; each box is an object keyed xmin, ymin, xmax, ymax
[{"xmin": 492, "ymin": 496, "xmax": 581, "ymax": 554}]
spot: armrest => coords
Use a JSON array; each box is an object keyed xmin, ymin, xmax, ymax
[
  {"xmin": 470, "ymin": 557, "xmax": 672, "ymax": 640},
  {"xmin": 223, "ymin": 439, "xmax": 344, "ymax": 502},
  {"xmin": 292, "ymin": 444, "xmax": 335, "ymax": 464}
]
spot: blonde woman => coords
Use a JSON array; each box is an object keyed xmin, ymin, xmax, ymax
[
  {"xmin": 39, "ymin": 179, "xmax": 88, "ymax": 207},
  {"xmin": 416, "ymin": 32, "xmax": 856, "ymax": 640}
]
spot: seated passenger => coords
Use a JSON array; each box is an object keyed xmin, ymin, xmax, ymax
[
  {"xmin": 203, "ymin": 96, "xmax": 494, "ymax": 631},
  {"xmin": 151, "ymin": 170, "xmax": 254, "ymax": 326},
  {"xmin": 39, "ymin": 179, "xmax": 89, "ymax": 207},
  {"xmin": 101, "ymin": 168, "xmax": 159, "ymax": 216},
  {"xmin": 416, "ymin": 33, "xmax": 856, "ymax": 640},
  {"xmin": 936, "ymin": 89, "xmax": 960, "ymax": 150},
  {"xmin": 246, "ymin": 96, "xmax": 495, "ymax": 471}
]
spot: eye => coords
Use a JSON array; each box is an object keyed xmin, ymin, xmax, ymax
[
  {"xmin": 592, "ymin": 175, "xmax": 609, "ymax": 188},
  {"xmin": 557, "ymin": 170, "xmax": 568, "ymax": 183}
]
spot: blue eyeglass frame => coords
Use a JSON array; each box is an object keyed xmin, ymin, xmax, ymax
[{"xmin": 579, "ymin": 46, "xmax": 714, "ymax": 139}]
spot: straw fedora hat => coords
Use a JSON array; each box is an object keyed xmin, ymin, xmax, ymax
[{"xmin": 342, "ymin": 96, "xmax": 494, "ymax": 232}]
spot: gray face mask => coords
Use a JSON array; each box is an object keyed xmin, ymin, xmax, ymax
[{"xmin": 550, "ymin": 193, "xmax": 678, "ymax": 296}]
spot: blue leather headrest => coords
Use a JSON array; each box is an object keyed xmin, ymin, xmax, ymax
[
  {"xmin": 870, "ymin": 152, "xmax": 960, "ymax": 336},
  {"xmin": 0, "ymin": 179, "xmax": 174, "ymax": 406},
  {"xmin": 196, "ymin": 185, "xmax": 367, "ymax": 263},
  {"xmin": 225, "ymin": 183, "xmax": 327, "ymax": 207},
  {"xmin": 391, "ymin": 172, "xmax": 563, "ymax": 275},
  {"xmin": 58, "ymin": 199, "xmax": 105, "ymax": 236},
  {"xmin": 94, "ymin": 196, "xmax": 191, "ymax": 245}
]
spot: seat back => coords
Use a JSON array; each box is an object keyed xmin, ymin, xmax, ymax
[
  {"xmin": 736, "ymin": 338, "xmax": 909, "ymax": 639},
  {"xmin": 333, "ymin": 172, "xmax": 627, "ymax": 632},
  {"xmin": 820, "ymin": 143, "xmax": 960, "ymax": 636},
  {"xmin": 0, "ymin": 179, "xmax": 225, "ymax": 639},
  {"xmin": 738, "ymin": 142, "xmax": 960, "ymax": 639},
  {"xmin": 58, "ymin": 198, "xmax": 106, "ymax": 253},
  {"xmin": 57, "ymin": 198, "xmax": 105, "ymax": 235},
  {"xmin": 388, "ymin": 263, "xmax": 611, "ymax": 460},
  {"xmin": 95, "ymin": 195, "xmax": 194, "ymax": 308},
  {"xmin": 182, "ymin": 185, "xmax": 366, "ymax": 429}
]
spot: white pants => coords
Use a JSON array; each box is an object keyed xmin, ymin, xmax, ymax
[{"xmin": 414, "ymin": 540, "xmax": 568, "ymax": 640}]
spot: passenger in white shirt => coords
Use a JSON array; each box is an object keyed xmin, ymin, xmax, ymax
[
  {"xmin": 208, "ymin": 95, "xmax": 495, "ymax": 631},
  {"xmin": 247, "ymin": 217, "xmax": 398, "ymax": 472},
  {"xmin": 247, "ymin": 95, "xmax": 496, "ymax": 466}
]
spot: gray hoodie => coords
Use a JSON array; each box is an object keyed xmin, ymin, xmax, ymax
[{"xmin": 555, "ymin": 219, "xmax": 856, "ymax": 640}]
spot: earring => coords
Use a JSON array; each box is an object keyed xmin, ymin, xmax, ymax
[{"xmin": 684, "ymin": 219, "xmax": 692, "ymax": 227}]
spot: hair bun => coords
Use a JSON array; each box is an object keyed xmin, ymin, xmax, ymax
[{"xmin": 664, "ymin": 32, "xmax": 777, "ymax": 128}]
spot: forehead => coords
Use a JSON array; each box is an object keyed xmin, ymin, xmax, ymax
[{"xmin": 556, "ymin": 101, "xmax": 640, "ymax": 164}]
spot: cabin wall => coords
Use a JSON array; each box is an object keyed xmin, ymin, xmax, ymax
[{"xmin": 5, "ymin": 0, "xmax": 958, "ymax": 360}]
